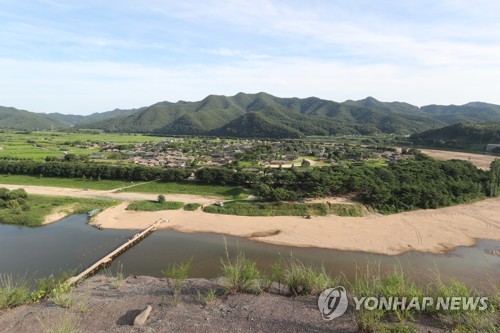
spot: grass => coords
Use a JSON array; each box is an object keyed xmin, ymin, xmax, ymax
[
  {"xmin": 41, "ymin": 311, "xmax": 79, "ymax": 333},
  {"xmin": 126, "ymin": 200, "xmax": 184, "ymax": 211},
  {"xmin": 204, "ymin": 201, "xmax": 363, "ymax": 217},
  {"xmin": 0, "ymin": 270, "xmax": 74, "ymax": 310},
  {"xmin": 0, "ymin": 274, "xmax": 31, "ymax": 309},
  {"xmin": 220, "ymin": 246, "xmax": 262, "ymax": 294},
  {"xmin": 0, "ymin": 174, "xmax": 135, "ymax": 190},
  {"xmin": 0, "ymin": 193, "xmax": 119, "ymax": 226},
  {"xmin": 183, "ymin": 203, "xmax": 201, "ymax": 211},
  {"xmin": 162, "ymin": 259, "xmax": 192, "ymax": 305},
  {"xmin": 281, "ymin": 257, "xmax": 338, "ymax": 296},
  {"xmin": 104, "ymin": 263, "xmax": 126, "ymax": 289},
  {"xmin": 0, "ymin": 131, "xmax": 164, "ymax": 161},
  {"xmin": 196, "ymin": 288, "xmax": 218, "ymax": 305},
  {"xmin": 121, "ymin": 181, "xmax": 250, "ymax": 199}
]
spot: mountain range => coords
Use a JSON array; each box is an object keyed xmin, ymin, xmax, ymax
[{"xmin": 2, "ymin": 92, "xmax": 500, "ymax": 138}]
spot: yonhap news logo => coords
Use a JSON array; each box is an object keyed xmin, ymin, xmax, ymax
[
  {"xmin": 317, "ymin": 286, "xmax": 489, "ymax": 321},
  {"xmin": 317, "ymin": 286, "xmax": 349, "ymax": 320}
]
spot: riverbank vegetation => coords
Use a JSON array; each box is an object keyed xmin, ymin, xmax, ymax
[
  {"xmin": 203, "ymin": 201, "xmax": 363, "ymax": 217},
  {"xmin": 126, "ymin": 200, "xmax": 184, "ymax": 211},
  {"xmin": 0, "ymin": 188, "xmax": 118, "ymax": 226},
  {"xmin": 121, "ymin": 181, "xmax": 249, "ymax": 199},
  {"xmin": 165, "ymin": 254, "xmax": 498, "ymax": 332},
  {"xmin": 183, "ymin": 203, "xmax": 201, "ymax": 211}
]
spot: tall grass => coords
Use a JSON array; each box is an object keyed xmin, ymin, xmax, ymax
[
  {"xmin": 220, "ymin": 245, "xmax": 261, "ymax": 294},
  {"xmin": 0, "ymin": 274, "xmax": 31, "ymax": 309},
  {"xmin": 162, "ymin": 259, "xmax": 192, "ymax": 305},
  {"xmin": 281, "ymin": 257, "xmax": 338, "ymax": 296}
]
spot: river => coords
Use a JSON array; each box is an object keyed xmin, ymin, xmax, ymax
[{"xmin": 0, "ymin": 215, "xmax": 498, "ymax": 289}]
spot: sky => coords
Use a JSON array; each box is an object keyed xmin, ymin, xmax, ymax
[{"xmin": 0, "ymin": 0, "xmax": 499, "ymax": 115}]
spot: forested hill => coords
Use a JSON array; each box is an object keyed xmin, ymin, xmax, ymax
[
  {"xmin": 3, "ymin": 93, "xmax": 500, "ymax": 137},
  {"xmin": 410, "ymin": 122, "xmax": 500, "ymax": 147},
  {"xmin": 0, "ymin": 106, "xmax": 67, "ymax": 131},
  {"xmin": 77, "ymin": 93, "xmax": 446, "ymax": 137}
]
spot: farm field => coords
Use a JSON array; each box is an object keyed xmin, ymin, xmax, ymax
[{"xmin": 0, "ymin": 131, "xmax": 166, "ymax": 161}]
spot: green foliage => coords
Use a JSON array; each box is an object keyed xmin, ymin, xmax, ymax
[
  {"xmin": 0, "ymin": 159, "xmax": 191, "ymax": 182},
  {"xmin": 221, "ymin": 249, "xmax": 261, "ymax": 294},
  {"xmin": 126, "ymin": 200, "xmax": 183, "ymax": 211},
  {"xmin": 157, "ymin": 194, "xmax": 166, "ymax": 203},
  {"xmin": 183, "ymin": 203, "xmax": 201, "ymax": 211},
  {"xmin": 0, "ymin": 190, "xmax": 118, "ymax": 226},
  {"xmin": 281, "ymin": 257, "xmax": 337, "ymax": 296},
  {"xmin": 121, "ymin": 180, "xmax": 249, "ymax": 199},
  {"xmin": 162, "ymin": 259, "xmax": 192, "ymax": 305},
  {"xmin": 489, "ymin": 159, "xmax": 500, "ymax": 197},
  {"xmin": 410, "ymin": 122, "xmax": 500, "ymax": 151},
  {"xmin": 0, "ymin": 106, "xmax": 68, "ymax": 131},
  {"xmin": 0, "ymin": 274, "xmax": 31, "ymax": 309},
  {"xmin": 0, "ymin": 174, "xmax": 134, "ymax": 190},
  {"xmin": 203, "ymin": 201, "xmax": 329, "ymax": 216}
]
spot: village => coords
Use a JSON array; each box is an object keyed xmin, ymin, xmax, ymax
[{"xmin": 82, "ymin": 138, "xmax": 415, "ymax": 169}]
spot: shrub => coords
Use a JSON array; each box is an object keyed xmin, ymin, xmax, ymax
[
  {"xmin": 183, "ymin": 203, "xmax": 201, "ymax": 211},
  {"xmin": 158, "ymin": 194, "xmax": 166, "ymax": 203}
]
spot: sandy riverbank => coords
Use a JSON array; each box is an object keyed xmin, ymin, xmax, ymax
[
  {"xmin": 2, "ymin": 183, "xmax": 500, "ymax": 255},
  {"xmin": 91, "ymin": 196, "xmax": 500, "ymax": 255},
  {"xmin": 0, "ymin": 184, "xmax": 220, "ymax": 205}
]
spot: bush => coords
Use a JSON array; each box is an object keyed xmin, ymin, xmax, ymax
[
  {"xmin": 158, "ymin": 194, "xmax": 166, "ymax": 203},
  {"xmin": 183, "ymin": 203, "xmax": 201, "ymax": 211},
  {"xmin": 126, "ymin": 200, "xmax": 183, "ymax": 211}
]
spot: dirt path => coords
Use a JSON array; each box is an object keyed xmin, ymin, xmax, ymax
[
  {"xmin": 0, "ymin": 184, "xmax": 220, "ymax": 205},
  {"xmin": 2, "ymin": 183, "xmax": 500, "ymax": 255}
]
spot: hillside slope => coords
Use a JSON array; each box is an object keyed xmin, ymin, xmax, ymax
[
  {"xmin": 0, "ymin": 106, "xmax": 68, "ymax": 130},
  {"xmin": 78, "ymin": 93, "xmax": 447, "ymax": 137}
]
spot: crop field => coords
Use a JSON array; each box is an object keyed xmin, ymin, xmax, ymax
[{"xmin": 0, "ymin": 131, "xmax": 166, "ymax": 161}]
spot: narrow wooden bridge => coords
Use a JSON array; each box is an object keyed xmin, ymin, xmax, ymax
[{"xmin": 66, "ymin": 219, "xmax": 165, "ymax": 286}]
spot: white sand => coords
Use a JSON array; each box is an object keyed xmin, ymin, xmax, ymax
[
  {"xmin": 93, "ymin": 197, "xmax": 500, "ymax": 255},
  {"xmin": 3, "ymin": 183, "xmax": 500, "ymax": 255}
]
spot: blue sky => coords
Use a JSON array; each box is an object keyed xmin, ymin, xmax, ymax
[{"xmin": 0, "ymin": 0, "xmax": 499, "ymax": 114}]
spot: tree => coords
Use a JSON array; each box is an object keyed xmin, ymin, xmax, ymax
[{"xmin": 301, "ymin": 159, "xmax": 310, "ymax": 167}]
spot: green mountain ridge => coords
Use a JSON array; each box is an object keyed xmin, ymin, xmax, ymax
[
  {"xmin": 77, "ymin": 92, "xmax": 453, "ymax": 137},
  {"xmin": 2, "ymin": 93, "xmax": 500, "ymax": 138},
  {"xmin": 0, "ymin": 106, "xmax": 67, "ymax": 130},
  {"xmin": 410, "ymin": 122, "xmax": 500, "ymax": 146}
]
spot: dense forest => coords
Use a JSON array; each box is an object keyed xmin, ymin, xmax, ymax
[
  {"xmin": 0, "ymin": 152, "xmax": 498, "ymax": 214},
  {"xmin": 410, "ymin": 122, "xmax": 500, "ymax": 151}
]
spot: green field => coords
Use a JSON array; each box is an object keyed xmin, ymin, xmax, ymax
[
  {"xmin": 0, "ymin": 174, "xmax": 135, "ymax": 190},
  {"xmin": 203, "ymin": 201, "xmax": 363, "ymax": 217},
  {"xmin": 0, "ymin": 131, "xmax": 165, "ymax": 161},
  {"xmin": 121, "ymin": 181, "xmax": 250, "ymax": 199},
  {"xmin": 0, "ymin": 193, "xmax": 119, "ymax": 226}
]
